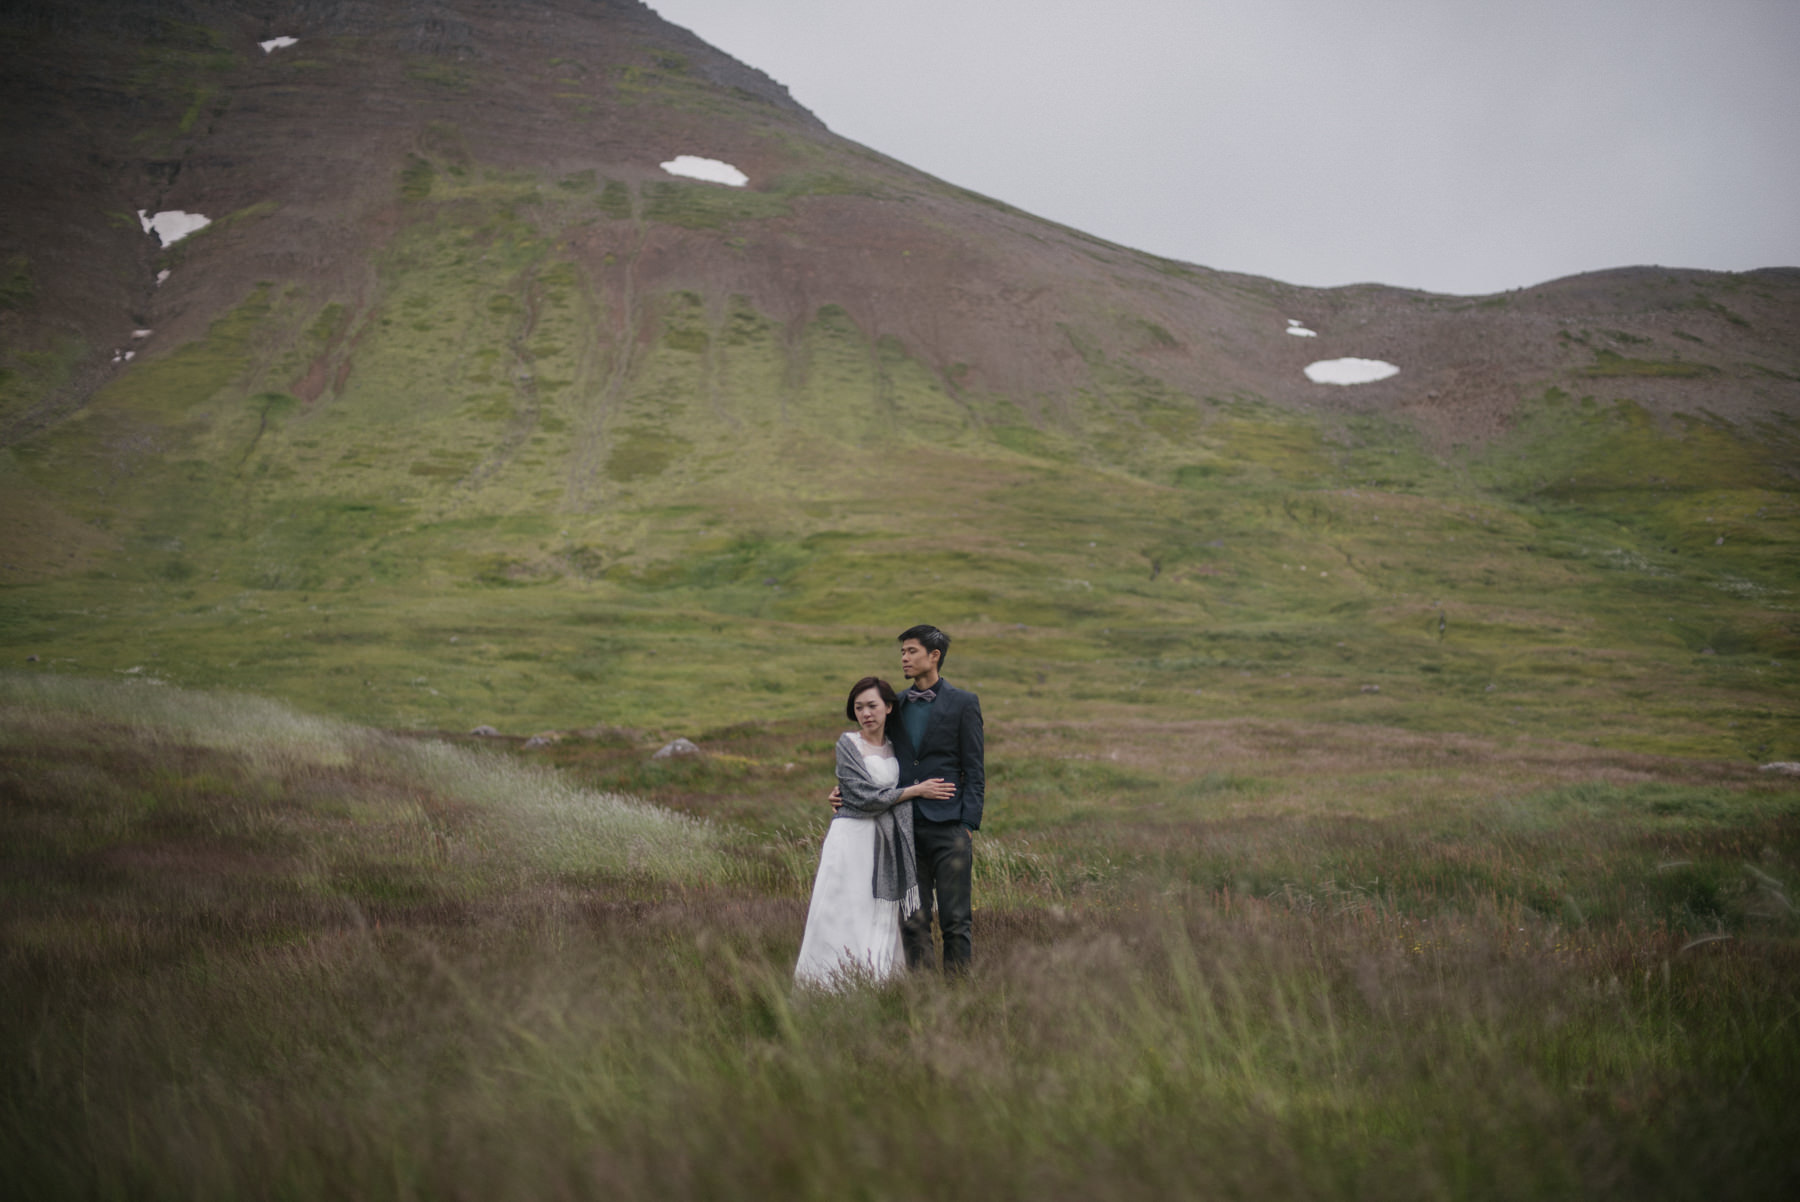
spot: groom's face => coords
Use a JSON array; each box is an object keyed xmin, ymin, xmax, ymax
[{"xmin": 899, "ymin": 639, "xmax": 939, "ymax": 680}]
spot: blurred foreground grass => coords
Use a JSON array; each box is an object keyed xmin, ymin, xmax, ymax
[{"xmin": 3, "ymin": 674, "xmax": 1799, "ymax": 1199}]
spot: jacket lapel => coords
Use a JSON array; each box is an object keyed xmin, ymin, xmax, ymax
[{"xmin": 887, "ymin": 707, "xmax": 914, "ymax": 761}]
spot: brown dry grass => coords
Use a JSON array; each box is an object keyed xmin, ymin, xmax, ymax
[{"xmin": 3, "ymin": 675, "xmax": 1798, "ymax": 1199}]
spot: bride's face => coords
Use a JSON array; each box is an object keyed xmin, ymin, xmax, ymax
[{"xmin": 851, "ymin": 687, "xmax": 891, "ymax": 740}]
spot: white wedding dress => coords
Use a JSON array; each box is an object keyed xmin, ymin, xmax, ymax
[{"xmin": 794, "ymin": 744, "xmax": 905, "ymax": 989}]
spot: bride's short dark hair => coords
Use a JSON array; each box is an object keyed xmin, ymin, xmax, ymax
[{"xmin": 845, "ymin": 675, "xmax": 898, "ymax": 721}]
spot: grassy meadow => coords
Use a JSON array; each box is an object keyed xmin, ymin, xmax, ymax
[
  {"xmin": 3, "ymin": 673, "xmax": 1798, "ymax": 1199},
  {"xmin": 2, "ymin": 305, "xmax": 1796, "ymax": 757},
  {"xmin": 2, "ymin": 51, "xmax": 1798, "ymax": 1194}
]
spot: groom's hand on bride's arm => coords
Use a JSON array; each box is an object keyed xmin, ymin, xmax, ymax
[{"xmin": 828, "ymin": 785, "xmax": 842, "ymax": 812}]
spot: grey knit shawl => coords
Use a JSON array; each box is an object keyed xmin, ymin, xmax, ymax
[{"xmin": 833, "ymin": 732, "xmax": 921, "ymax": 918}]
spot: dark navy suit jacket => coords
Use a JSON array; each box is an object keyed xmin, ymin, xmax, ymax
[{"xmin": 889, "ymin": 679, "xmax": 985, "ymax": 830}]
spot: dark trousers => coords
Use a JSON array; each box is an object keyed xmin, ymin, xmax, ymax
[{"xmin": 903, "ymin": 818, "xmax": 973, "ymax": 972}]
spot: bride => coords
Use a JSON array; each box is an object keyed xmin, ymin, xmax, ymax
[{"xmin": 794, "ymin": 676, "xmax": 955, "ymax": 988}]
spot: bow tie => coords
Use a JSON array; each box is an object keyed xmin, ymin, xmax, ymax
[{"xmin": 903, "ymin": 687, "xmax": 937, "ymax": 702}]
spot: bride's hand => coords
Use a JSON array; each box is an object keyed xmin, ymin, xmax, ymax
[{"xmin": 907, "ymin": 778, "xmax": 956, "ymax": 801}]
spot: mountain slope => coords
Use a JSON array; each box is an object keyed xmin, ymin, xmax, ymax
[{"xmin": 0, "ymin": 0, "xmax": 1796, "ymax": 759}]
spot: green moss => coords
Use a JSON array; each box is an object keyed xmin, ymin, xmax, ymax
[
  {"xmin": 767, "ymin": 171, "xmax": 887, "ymax": 200},
  {"xmin": 1579, "ymin": 349, "xmax": 1720, "ymax": 378},
  {"xmin": 88, "ymin": 284, "xmax": 274, "ymax": 421},
  {"xmin": 1129, "ymin": 318, "xmax": 1179, "ymax": 349},
  {"xmin": 0, "ymin": 335, "xmax": 85, "ymax": 429},
  {"xmin": 610, "ymin": 59, "xmax": 739, "ymax": 114},
  {"xmin": 248, "ymin": 391, "xmax": 298, "ymax": 419},
  {"xmin": 177, "ymin": 85, "xmax": 217, "ymax": 133},
  {"xmin": 216, "ymin": 200, "xmax": 279, "ymax": 230},
  {"xmin": 1683, "ymin": 294, "xmax": 1751, "ymax": 328},
  {"xmin": 0, "ymin": 254, "xmax": 34, "ymax": 310},
  {"xmin": 308, "ymin": 303, "xmax": 350, "ymax": 344},
  {"xmin": 991, "ymin": 425, "xmax": 1074, "ymax": 462},
  {"xmin": 409, "ymin": 453, "xmax": 477, "ymax": 479},
  {"xmin": 400, "ymin": 155, "xmax": 436, "ymax": 203},
  {"xmin": 126, "ymin": 24, "xmax": 237, "ymax": 144},
  {"xmin": 1173, "ymin": 463, "xmax": 1235, "ymax": 487},
  {"xmin": 606, "ymin": 427, "xmax": 691, "ymax": 481},
  {"xmin": 406, "ymin": 62, "xmax": 472, "ymax": 92},
  {"xmin": 640, "ymin": 180, "xmax": 789, "ymax": 230},
  {"xmin": 597, "ymin": 180, "xmax": 633, "ymax": 220},
  {"xmin": 1747, "ymin": 364, "xmax": 1799, "ymax": 383}
]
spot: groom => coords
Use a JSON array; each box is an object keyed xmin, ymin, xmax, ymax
[{"xmin": 890, "ymin": 624, "xmax": 984, "ymax": 973}]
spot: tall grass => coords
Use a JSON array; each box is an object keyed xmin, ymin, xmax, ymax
[
  {"xmin": 3, "ymin": 676, "xmax": 1798, "ymax": 1199},
  {"xmin": 0, "ymin": 672, "xmax": 723, "ymax": 889},
  {"xmin": 6, "ymin": 894, "xmax": 1795, "ymax": 1199}
]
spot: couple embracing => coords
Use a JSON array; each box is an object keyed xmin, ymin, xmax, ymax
[{"xmin": 793, "ymin": 624, "xmax": 984, "ymax": 988}]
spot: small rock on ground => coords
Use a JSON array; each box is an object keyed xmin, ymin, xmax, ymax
[
  {"xmin": 1760, "ymin": 762, "xmax": 1800, "ymax": 776},
  {"xmin": 469, "ymin": 725, "xmax": 500, "ymax": 737},
  {"xmin": 653, "ymin": 737, "xmax": 701, "ymax": 759}
]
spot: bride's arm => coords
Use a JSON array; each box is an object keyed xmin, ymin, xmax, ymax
[{"xmin": 902, "ymin": 777, "xmax": 956, "ymax": 801}]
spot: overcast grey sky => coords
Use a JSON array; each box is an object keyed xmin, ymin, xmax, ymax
[{"xmin": 647, "ymin": 0, "xmax": 1800, "ymax": 296}]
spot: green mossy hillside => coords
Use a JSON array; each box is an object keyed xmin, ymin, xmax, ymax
[{"xmin": 1, "ymin": 163, "xmax": 1795, "ymax": 761}]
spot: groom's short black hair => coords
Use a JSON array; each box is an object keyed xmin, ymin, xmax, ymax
[{"xmin": 898, "ymin": 624, "xmax": 950, "ymax": 668}]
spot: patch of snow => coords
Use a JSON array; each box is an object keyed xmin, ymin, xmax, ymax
[
  {"xmin": 1286, "ymin": 319, "xmax": 1318, "ymax": 337},
  {"xmin": 137, "ymin": 210, "xmax": 211, "ymax": 247},
  {"xmin": 1304, "ymin": 358, "xmax": 1399, "ymax": 385},
  {"xmin": 156, "ymin": 269, "xmax": 171, "ymax": 285},
  {"xmin": 132, "ymin": 329, "xmax": 152, "ymax": 339},
  {"xmin": 259, "ymin": 36, "xmax": 298, "ymax": 53},
  {"xmin": 659, "ymin": 156, "xmax": 748, "ymax": 187}
]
